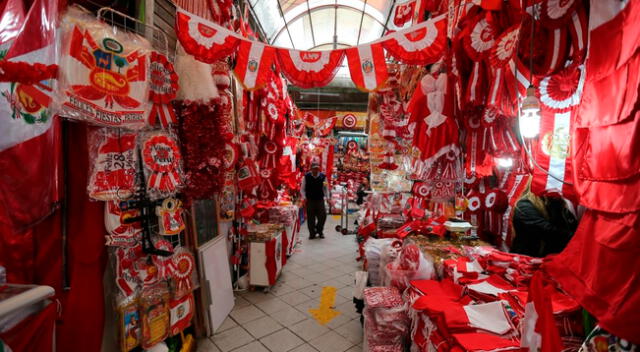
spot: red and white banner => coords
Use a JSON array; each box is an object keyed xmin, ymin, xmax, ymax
[
  {"xmin": 520, "ymin": 272, "xmax": 563, "ymax": 352},
  {"xmin": 346, "ymin": 43, "xmax": 388, "ymax": 92},
  {"xmin": 381, "ymin": 15, "xmax": 446, "ymax": 65},
  {"xmin": 531, "ymin": 65, "xmax": 584, "ymax": 200},
  {"xmin": 539, "ymin": 0, "xmax": 579, "ymax": 29},
  {"xmin": 276, "ymin": 48, "xmax": 345, "ymax": 88},
  {"xmin": 175, "ymin": 8, "xmax": 241, "ymax": 63},
  {"xmin": 393, "ymin": 0, "xmax": 417, "ymax": 27},
  {"xmin": 462, "ymin": 14, "xmax": 497, "ymax": 62},
  {"xmin": 489, "ymin": 25, "xmax": 521, "ymax": 68},
  {"xmin": 233, "ymin": 39, "xmax": 275, "ymax": 90}
]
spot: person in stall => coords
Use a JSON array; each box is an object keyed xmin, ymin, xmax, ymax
[
  {"xmin": 356, "ymin": 177, "xmax": 370, "ymax": 206},
  {"xmin": 511, "ymin": 185, "xmax": 578, "ymax": 257},
  {"xmin": 301, "ymin": 162, "xmax": 329, "ymax": 239}
]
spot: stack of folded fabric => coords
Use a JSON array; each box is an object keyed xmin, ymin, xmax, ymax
[{"xmin": 363, "ymin": 287, "xmax": 410, "ymax": 352}]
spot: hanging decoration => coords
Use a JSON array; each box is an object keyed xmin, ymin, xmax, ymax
[
  {"xmin": 148, "ymin": 52, "xmax": 179, "ymax": 129},
  {"xmin": 105, "ymin": 201, "xmax": 142, "ymax": 247},
  {"xmin": 393, "ymin": 0, "xmax": 417, "ymax": 27},
  {"xmin": 175, "ymin": 8, "xmax": 241, "ymax": 63},
  {"xmin": 169, "ymin": 294, "xmax": 195, "ymax": 336},
  {"xmin": 489, "ymin": 25, "xmax": 520, "ymax": 68},
  {"xmin": 87, "ymin": 129, "xmax": 138, "ymax": 201},
  {"xmin": 156, "ymin": 198, "xmax": 186, "ymax": 236},
  {"xmin": 276, "ymin": 49, "xmax": 345, "ymax": 88},
  {"xmin": 172, "ymin": 247, "xmax": 196, "ymax": 298},
  {"xmin": 57, "ymin": 8, "xmax": 152, "ymax": 129},
  {"xmin": 381, "ymin": 14, "xmax": 447, "ymax": 65},
  {"xmin": 463, "ymin": 14, "xmax": 497, "ymax": 62},
  {"xmin": 346, "ymin": 43, "xmax": 389, "ymax": 92},
  {"xmin": 141, "ymin": 132, "xmax": 184, "ymax": 199},
  {"xmin": 341, "ymin": 113, "xmax": 358, "ymax": 129},
  {"xmin": 539, "ymin": 0, "xmax": 579, "ymax": 29},
  {"xmin": 233, "ymin": 40, "xmax": 275, "ymax": 90}
]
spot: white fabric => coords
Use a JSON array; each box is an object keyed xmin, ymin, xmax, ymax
[
  {"xmin": 467, "ymin": 281, "xmax": 510, "ymax": 296},
  {"xmin": 175, "ymin": 44, "xmax": 219, "ymax": 101},
  {"xmin": 288, "ymin": 50, "xmax": 332, "ymax": 72},
  {"xmin": 463, "ymin": 301, "xmax": 513, "ymax": 335}
]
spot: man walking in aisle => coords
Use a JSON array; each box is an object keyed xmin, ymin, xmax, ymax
[{"xmin": 302, "ymin": 162, "xmax": 328, "ymax": 239}]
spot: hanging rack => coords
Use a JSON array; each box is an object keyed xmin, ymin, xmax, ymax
[{"xmin": 97, "ymin": 6, "xmax": 173, "ymax": 61}]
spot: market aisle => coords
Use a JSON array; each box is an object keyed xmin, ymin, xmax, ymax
[{"xmin": 198, "ymin": 214, "xmax": 363, "ymax": 352}]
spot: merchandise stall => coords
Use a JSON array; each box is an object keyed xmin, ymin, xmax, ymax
[{"xmin": 1, "ymin": 0, "xmax": 639, "ymax": 351}]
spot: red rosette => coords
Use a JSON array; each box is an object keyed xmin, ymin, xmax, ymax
[
  {"xmin": 467, "ymin": 193, "xmax": 484, "ymax": 213},
  {"xmin": 537, "ymin": 64, "xmax": 585, "ymax": 112},
  {"xmin": 489, "ymin": 25, "xmax": 521, "ymax": 68},
  {"xmin": 276, "ymin": 48, "xmax": 345, "ymax": 89},
  {"xmin": 222, "ymin": 142, "xmax": 239, "ymax": 170},
  {"xmin": 381, "ymin": 15, "xmax": 447, "ymax": 65},
  {"xmin": 342, "ymin": 114, "xmax": 358, "ymax": 129},
  {"xmin": 149, "ymin": 52, "xmax": 179, "ymax": 104},
  {"xmin": 484, "ymin": 189, "xmax": 508, "ymax": 213},
  {"xmin": 540, "ymin": 0, "xmax": 579, "ymax": 29},
  {"xmin": 346, "ymin": 140, "xmax": 358, "ymax": 152},
  {"xmin": 463, "ymin": 14, "xmax": 498, "ymax": 62},
  {"xmin": 412, "ymin": 182, "xmax": 431, "ymax": 198},
  {"xmin": 143, "ymin": 135, "xmax": 181, "ymax": 173},
  {"xmin": 175, "ymin": 8, "xmax": 241, "ymax": 63}
]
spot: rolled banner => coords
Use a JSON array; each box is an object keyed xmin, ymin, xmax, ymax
[
  {"xmin": 276, "ymin": 48, "xmax": 345, "ymax": 88},
  {"xmin": 148, "ymin": 52, "xmax": 179, "ymax": 129},
  {"xmin": 346, "ymin": 42, "xmax": 388, "ymax": 92},
  {"xmin": 175, "ymin": 8, "xmax": 241, "ymax": 63},
  {"xmin": 381, "ymin": 14, "xmax": 447, "ymax": 65}
]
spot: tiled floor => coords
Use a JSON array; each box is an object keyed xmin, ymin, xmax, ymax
[{"xmin": 198, "ymin": 215, "xmax": 363, "ymax": 352}]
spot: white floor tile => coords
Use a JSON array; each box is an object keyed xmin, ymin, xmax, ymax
[
  {"xmin": 243, "ymin": 316, "xmax": 283, "ymax": 339},
  {"xmin": 289, "ymin": 343, "xmax": 319, "ymax": 352},
  {"xmin": 217, "ymin": 316, "xmax": 239, "ymax": 333},
  {"xmin": 197, "ymin": 338, "xmax": 221, "ymax": 352},
  {"xmin": 308, "ymin": 331, "xmax": 353, "ymax": 352},
  {"xmin": 231, "ymin": 341, "xmax": 270, "ymax": 352},
  {"xmin": 270, "ymin": 306, "xmax": 307, "ymax": 327},
  {"xmin": 334, "ymin": 319, "xmax": 363, "ymax": 344},
  {"xmin": 255, "ymin": 297, "xmax": 291, "ymax": 315},
  {"xmin": 260, "ymin": 329, "xmax": 305, "ymax": 352},
  {"xmin": 289, "ymin": 319, "xmax": 331, "ymax": 342},
  {"xmin": 243, "ymin": 291, "xmax": 279, "ymax": 304},
  {"xmin": 212, "ymin": 326, "xmax": 255, "ymax": 352},
  {"xmin": 278, "ymin": 291, "xmax": 312, "ymax": 306},
  {"xmin": 231, "ymin": 305, "xmax": 267, "ymax": 324},
  {"xmin": 325, "ymin": 314, "xmax": 355, "ymax": 330}
]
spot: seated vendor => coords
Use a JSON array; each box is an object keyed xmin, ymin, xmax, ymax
[{"xmin": 511, "ymin": 184, "xmax": 578, "ymax": 257}]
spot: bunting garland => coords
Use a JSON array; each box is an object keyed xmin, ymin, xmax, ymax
[
  {"xmin": 276, "ymin": 49, "xmax": 345, "ymax": 88},
  {"xmin": 346, "ymin": 43, "xmax": 388, "ymax": 92},
  {"xmin": 381, "ymin": 15, "xmax": 447, "ymax": 65},
  {"xmin": 233, "ymin": 39, "xmax": 275, "ymax": 90},
  {"xmin": 175, "ymin": 8, "xmax": 241, "ymax": 63}
]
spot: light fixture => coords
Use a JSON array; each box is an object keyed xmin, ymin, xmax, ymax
[
  {"xmin": 519, "ymin": 85, "xmax": 541, "ymax": 139},
  {"xmin": 495, "ymin": 157, "xmax": 513, "ymax": 169}
]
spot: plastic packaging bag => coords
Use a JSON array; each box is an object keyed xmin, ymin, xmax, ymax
[
  {"xmin": 383, "ymin": 243, "xmax": 435, "ymax": 291},
  {"xmin": 57, "ymin": 6, "xmax": 153, "ymax": 129},
  {"xmin": 88, "ymin": 128, "xmax": 138, "ymax": 201}
]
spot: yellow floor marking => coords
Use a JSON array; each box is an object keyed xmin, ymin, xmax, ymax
[{"xmin": 309, "ymin": 286, "xmax": 341, "ymax": 325}]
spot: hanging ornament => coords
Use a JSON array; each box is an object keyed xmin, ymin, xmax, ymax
[
  {"xmin": 261, "ymin": 140, "xmax": 279, "ymax": 169},
  {"xmin": 222, "ymin": 141, "xmax": 239, "ymax": 170},
  {"xmin": 148, "ymin": 52, "xmax": 179, "ymax": 129},
  {"xmin": 152, "ymin": 240, "xmax": 176, "ymax": 281},
  {"xmin": 115, "ymin": 245, "xmax": 144, "ymax": 297},
  {"xmin": 105, "ymin": 201, "xmax": 142, "ymax": 247},
  {"xmin": 233, "ymin": 39, "xmax": 275, "ymax": 90},
  {"xmin": 463, "ymin": 14, "xmax": 497, "ymax": 62},
  {"xmin": 412, "ymin": 182, "xmax": 431, "ymax": 199},
  {"xmin": 346, "ymin": 42, "xmax": 388, "ymax": 92},
  {"xmin": 381, "ymin": 15, "xmax": 447, "ymax": 65},
  {"xmin": 537, "ymin": 64, "xmax": 585, "ymax": 112},
  {"xmin": 378, "ymin": 143, "xmax": 399, "ymax": 170},
  {"xmin": 175, "ymin": 8, "xmax": 241, "ymax": 63},
  {"xmin": 489, "ymin": 25, "xmax": 521, "ymax": 68},
  {"xmin": 88, "ymin": 129, "xmax": 138, "ymax": 201},
  {"xmin": 172, "ymin": 247, "xmax": 196, "ymax": 298},
  {"xmin": 484, "ymin": 189, "xmax": 508, "ymax": 213},
  {"xmin": 237, "ymin": 159, "xmax": 260, "ymax": 191},
  {"xmin": 156, "ymin": 198, "xmax": 186, "ymax": 236},
  {"xmin": 342, "ymin": 113, "xmax": 358, "ymax": 129},
  {"xmin": 276, "ymin": 48, "xmax": 345, "ymax": 88},
  {"xmin": 540, "ymin": 0, "xmax": 579, "ymax": 28},
  {"xmin": 142, "ymin": 132, "xmax": 183, "ymax": 199}
]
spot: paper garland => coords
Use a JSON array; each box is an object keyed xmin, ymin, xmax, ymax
[
  {"xmin": 381, "ymin": 15, "xmax": 447, "ymax": 65},
  {"xmin": 175, "ymin": 9, "xmax": 241, "ymax": 63}
]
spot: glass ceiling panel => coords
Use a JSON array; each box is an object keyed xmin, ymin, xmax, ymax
[
  {"xmin": 272, "ymin": 31, "xmax": 294, "ymax": 48},
  {"xmin": 252, "ymin": 0, "xmax": 287, "ymax": 39},
  {"xmin": 336, "ymin": 7, "xmax": 362, "ymax": 46},
  {"xmin": 288, "ymin": 15, "xmax": 315, "ymax": 49},
  {"xmin": 358, "ymin": 14, "xmax": 385, "ymax": 44},
  {"xmin": 279, "ymin": 0, "xmax": 307, "ymax": 12},
  {"xmin": 310, "ymin": 8, "xmax": 336, "ymax": 47}
]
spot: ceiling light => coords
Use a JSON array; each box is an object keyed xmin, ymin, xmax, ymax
[
  {"xmin": 519, "ymin": 86, "xmax": 541, "ymax": 139},
  {"xmin": 495, "ymin": 157, "xmax": 513, "ymax": 169}
]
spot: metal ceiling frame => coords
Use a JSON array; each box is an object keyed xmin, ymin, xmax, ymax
[{"xmin": 269, "ymin": 3, "xmax": 386, "ymax": 48}]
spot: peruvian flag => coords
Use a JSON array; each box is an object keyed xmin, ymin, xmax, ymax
[
  {"xmin": 381, "ymin": 14, "xmax": 446, "ymax": 65},
  {"xmin": 233, "ymin": 39, "xmax": 275, "ymax": 90},
  {"xmin": 531, "ymin": 65, "xmax": 584, "ymax": 201},
  {"xmin": 520, "ymin": 271, "xmax": 563, "ymax": 352},
  {"xmin": 358, "ymin": 209, "xmax": 376, "ymax": 236},
  {"xmin": 175, "ymin": 8, "xmax": 241, "ymax": 63},
  {"xmin": 0, "ymin": 0, "xmax": 60, "ymax": 232},
  {"xmin": 393, "ymin": 0, "xmax": 416, "ymax": 28},
  {"xmin": 276, "ymin": 48, "xmax": 345, "ymax": 88},
  {"xmin": 346, "ymin": 43, "xmax": 388, "ymax": 92}
]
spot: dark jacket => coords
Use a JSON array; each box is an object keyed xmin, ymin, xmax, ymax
[
  {"xmin": 511, "ymin": 198, "xmax": 577, "ymax": 257},
  {"xmin": 304, "ymin": 172, "xmax": 326, "ymax": 201}
]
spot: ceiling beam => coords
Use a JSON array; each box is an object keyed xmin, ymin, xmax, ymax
[
  {"xmin": 276, "ymin": 0, "xmax": 296, "ymax": 49},
  {"xmin": 381, "ymin": 0, "xmax": 397, "ymax": 34},
  {"xmin": 305, "ymin": 0, "xmax": 316, "ymax": 48},
  {"xmin": 356, "ymin": 0, "xmax": 368, "ymax": 45}
]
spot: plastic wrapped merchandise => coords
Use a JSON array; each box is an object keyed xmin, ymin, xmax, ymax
[
  {"xmin": 57, "ymin": 6, "xmax": 152, "ymax": 129},
  {"xmin": 377, "ymin": 239, "xmax": 403, "ymax": 287},
  {"xmin": 383, "ymin": 243, "xmax": 435, "ymax": 291},
  {"xmin": 364, "ymin": 238, "xmax": 401, "ymax": 286},
  {"xmin": 87, "ymin": 128, "xmax": 138, "ymax": 201},
  {"xmin": 363, "ymin": 287, "xmax": 409, "ymax": 352}
]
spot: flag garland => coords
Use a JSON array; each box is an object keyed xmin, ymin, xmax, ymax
[{"xmin": 174, "ymin": 6, "xmax": 447, "ymax": 91}]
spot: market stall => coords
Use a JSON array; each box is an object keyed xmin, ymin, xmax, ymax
[{"xmin": 0, "ymin": 0, "xmax": 639, "ymax": 351}]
